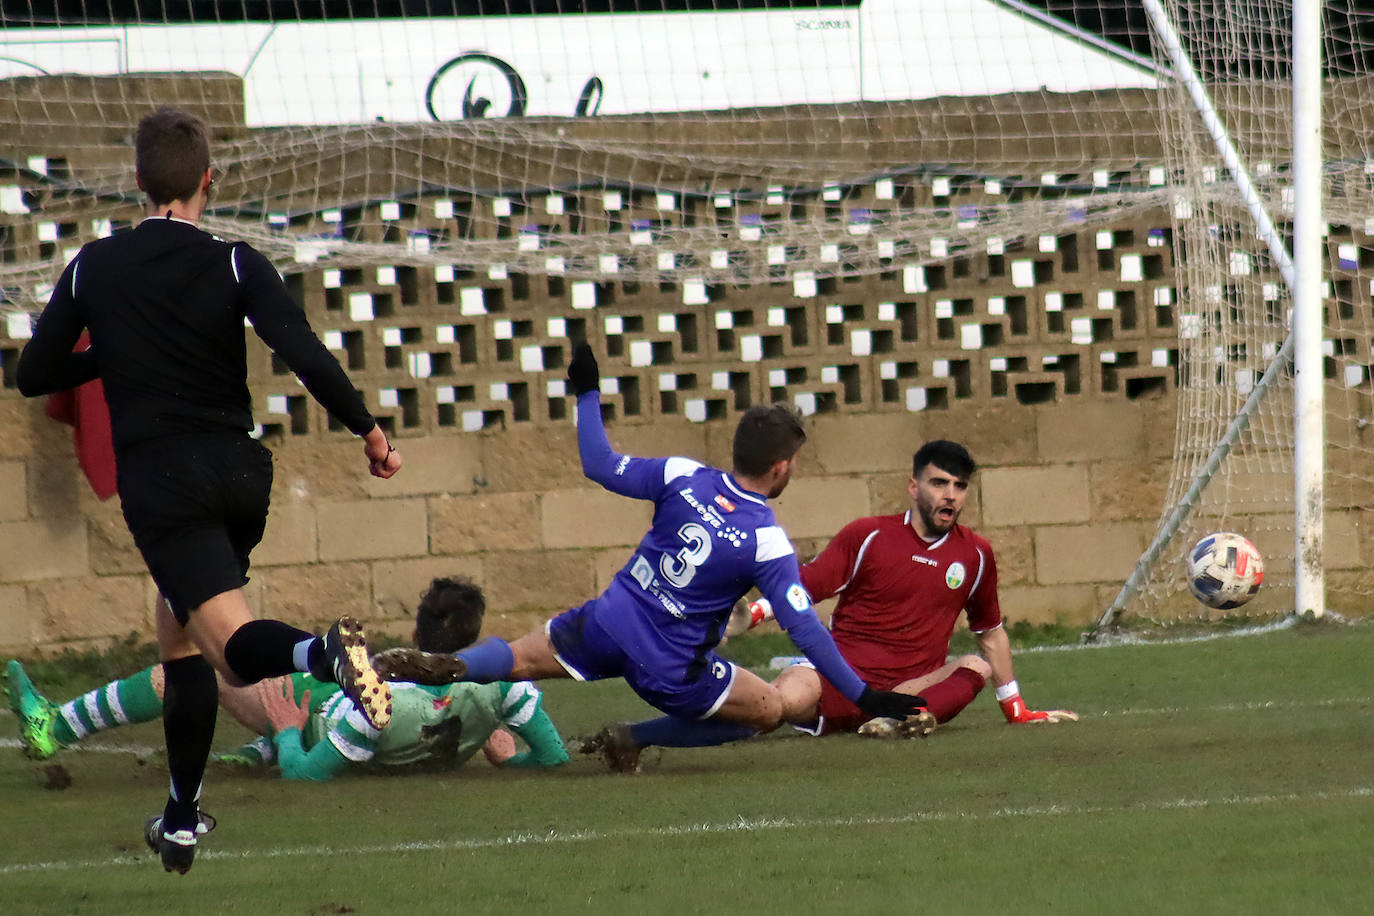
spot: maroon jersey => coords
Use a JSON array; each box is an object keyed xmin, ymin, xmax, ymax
[{"xmin": 800, "ymin": 511, "xmax": 1002, "ymax": 689}]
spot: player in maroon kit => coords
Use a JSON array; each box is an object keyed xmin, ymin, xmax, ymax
[
  {"xmin": 585, "ymin": 439, "xmax": 1075, "ymax": 769},
  {"xmin": 767, "ymin": 439, "xmax": 1077, "ymax": 736}
]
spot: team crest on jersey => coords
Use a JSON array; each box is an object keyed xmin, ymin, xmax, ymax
[
  {"xmin": 714, "ymin": 494, "xmax": 736, "ymax": 512},
  {"xmin": 786, "ymin": 583, "xmax": 809, "ymax": 611},
  {"xmin": 432, "ymin": 696, "xmax": 452, "ymax": 711},
  {"xmin": 945, "ymin": 562, "xmax": 966, "ymax": 589}
]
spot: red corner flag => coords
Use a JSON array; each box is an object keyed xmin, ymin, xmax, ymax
[{"xmin": 43, "ymin": 333, "xmax": 116, "ymax": 501}]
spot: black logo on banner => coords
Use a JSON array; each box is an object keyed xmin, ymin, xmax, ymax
[{"xmin": 426, "ymin": 51, "xmax": 603, "ymax": 120}]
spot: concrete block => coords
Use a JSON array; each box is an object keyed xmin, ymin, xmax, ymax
[
  {"xmin": 30, "ymin": 575, "xmax": 150, "ymax": 642},
  {"xmin": 1195, "ymin": 464, "xmax": 1293, "ymax": 516},
  {"xmin": 542, "ymin": 489, "xmax": 653, "ymax": 549},
  {"xmin": 268, "ymin": 438, "xmax": 373, "ymax": 503},
  {"xmin": 702, "ymin": 422, "xmax": 735, "ymax": 473},
  {"xmin": 925, "ymin": 405, "xmax": 1037, "ymax": 467},
  {"xmin": 1344, "ymin": 510, "xmax": 1374, "ymax": 569},
  {"xmin": 0, "ymin": 583, "xmax": 33, "ymax": 650},
  {"xmin": 482, "ymin": 425, "xmax": 585, "ymax": 492},
  {"xmin": 981, "ymin": 465, "xmax": 1091, "ymax": 527},
  {"xmin": 867, "ymin": 471, "xmax": 914, "ymax": 517},
  {"xmin": 1142, "ymin": 396, "xmax": 1178, "ymax": 460},
  {"xmin": 1090, "ymin": 459, "xmax": 1171, "ymax": 522},
  {"xmin": 979, "ymin": 526, "xmax": 1034, "ymax": 586},
  {"xmin": 1035, "ymin": 523, "xmax": 1145, "ymax": 584},
  {"xmin": 610, "ymin": 420, "xmax": 709, "ymax": 467},
  {"xmin": 0, "ymin": 518, "xmax": 89, "ymax": 582},
  {"xmin": 363, "ymin": 434, "xmax": 481, "ymax": 498},
  {"xmin": 258, "ymin": 562, "xmax": 372, "ymax": 630},
  {"xmin": 482, "ymin": 549, "xmax": 594, "ymax": 618},
  {"xmin": 771, "ymin": 476, "xmax": 871, "ymax": 539},
  {"xmin": 25, "ymin": 446, "xmax": 82, "ymax": 523},
  {"xmin": 0, "ymin": 460, "xmax": 25, "ymax": 520},
  {"xmin": 809, "ymin": 413, "xmax": 924, "ymax": 474},
  {"xmin": 1036, "ymin": 401, "xmax": 1143, "ymax": 461},
  {"xmin": 254, "ymin": 502, "xmax": 319, "ymax": 567},
  {"xmin": 997, "ymin": 584, "xmax": 1100, "ymax": 626},
  {"xmin": 592, "ymin": 548, "xmax": 632, "ymax": 594},
  {"xmin": 317, "ymin": 498, "xmax": 428, "ymax": 562},
  {"xmin": 0, "ymin": 400, "xmax": 40, "ymax": 461},
  {"xmin": 430, "ymin": 491, "xmax": 540, "ymax": 555},
  {"xmin": 86, "ymin": 500, "xmax": 145, "ymax": 575},
  {"xmin": 372, "ymin": 554, "xmax": 483, "ymax": 622}
]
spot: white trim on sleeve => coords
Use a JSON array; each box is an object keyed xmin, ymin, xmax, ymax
[
  {"xmin": 664, "ymin": 456, "xmax": 702, "ymax": 483},
  {"xmin": 834, "ymin": 529, "xmax": 880, "ymax": 594},
  {"xmin": 755, "ymin": 525, "xmax": 795, "ymax": 562}
]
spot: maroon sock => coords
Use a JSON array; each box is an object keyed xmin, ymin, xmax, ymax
[{"xmin": 921, "ymin": 666, "xmax": 987, "ymax": 723}]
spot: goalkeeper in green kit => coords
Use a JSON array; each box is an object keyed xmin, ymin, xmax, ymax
[{"xmin": 6, "ymin": 576, "xmax": 568, "ymax": 780}]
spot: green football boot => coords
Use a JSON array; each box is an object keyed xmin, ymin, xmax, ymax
[
  {"xmin": 6, "ymin": 660, "xmax": 63, "ymax": 760},
  {"xmin": 210, "ymin": 736, "xmax": 274, "ymax": 767}
]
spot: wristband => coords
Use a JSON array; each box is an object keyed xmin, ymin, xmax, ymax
[
  {"xmin": 748, "ymin": 599, "xmax": 774, "ymax": 629},
  {"xmin": 995, "ymin": 680, "xmax": 1020, "ymax": 702}
]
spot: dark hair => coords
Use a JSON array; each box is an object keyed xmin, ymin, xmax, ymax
[
  {"xmin": 913, "ymin": 440, "xmax": 976, "ymax": 479},
  {"xmin": 135, "ymin": 106, "xmax": 210, "ymax": 206},
  {"xmin": 732, "ymin": 404, "xmax": 806, "ymax": 477},
  {"xmin": 414, "ymin": 576, "xmax": 485, "ymax": 653}
]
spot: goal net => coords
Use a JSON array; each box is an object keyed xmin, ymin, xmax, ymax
[
  {"xmin": 1104, "ymin": 0, "xmax": 1374, "ymax": 630},
  {"xmin": 0, "ymin": 1, "xmax": 1368, "ymax": 628}
]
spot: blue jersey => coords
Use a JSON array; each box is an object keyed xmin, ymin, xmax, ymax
[{"xmin": 575, "ymin": 392, "xmax": 867, "ymax": 702}]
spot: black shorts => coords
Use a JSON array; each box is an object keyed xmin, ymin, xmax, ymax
[{"xmin": 117, "ymin": 433, "xmax": 273, "ymax": 624}]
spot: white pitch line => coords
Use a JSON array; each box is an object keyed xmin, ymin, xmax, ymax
[
  {"xmin": 0, "ymin": 738, "xmax": 160, "ymax": 756},
  {"xmin": 2, "ymin": 785, "xmax": 1372, "ymax": 876},
  {"xmin": 1098, "ymin": 695, "xmax": 1374, "ymax": 718}
]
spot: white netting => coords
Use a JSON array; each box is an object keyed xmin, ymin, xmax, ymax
[
  {"xmin": 0, "ymin": 0, "xmax": 1169, "ymax": 317},
  {"xmin": 1116, "ymin": 0, "xmax": 1374, "ymax": 626}
]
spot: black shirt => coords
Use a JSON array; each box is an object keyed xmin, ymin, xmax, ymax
[{"xmin": 17, "ymin": 217, "xmax": 374, "ymax": 452}]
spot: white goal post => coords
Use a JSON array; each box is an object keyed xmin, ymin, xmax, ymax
[{"xmin": 1092, "ymin": 0, "xmax": 1327, "ymax": 634}]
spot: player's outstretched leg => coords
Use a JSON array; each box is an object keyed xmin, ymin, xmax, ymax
[
  {"xmin": 6, "ymin": 661, "xmax": 61, "ymax": 760},
  {"xmin": 579, "ymin": 723, "xmax": 643, "ymax": 775},
  {"xmin": 856, "ymin": 710, "xmax": 937, "ymax": 739},
  {"xmin": 370, "ymin": 634, "xmax": 516, "ymax": 686},
  {"xmin": 312, "ymin": 617, "xmax": 392, "ymax": 730},
  {"xmin": 371, "ymin": 646, "xmax": 467, "ymax": 684},
  {"xmin": 144, "ymin": 810, "xmax": 217, "ymax": 874}
]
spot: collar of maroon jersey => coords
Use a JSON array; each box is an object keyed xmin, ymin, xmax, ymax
[{"xmin": 903, "ymin": 509, "xmax": 952, "ymax": 551}]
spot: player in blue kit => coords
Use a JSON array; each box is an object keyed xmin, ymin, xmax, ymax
[{"xmin": 378, "ymin": 344, "xmax": 927, "ymax": 770}]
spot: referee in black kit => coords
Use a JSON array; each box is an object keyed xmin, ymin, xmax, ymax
[{"xmin": 17, "ymin": 106, "xmax": 402, "ymax": 874}]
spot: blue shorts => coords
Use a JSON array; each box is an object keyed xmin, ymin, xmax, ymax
[{"xmin": 547, "ymin": 597, "xmax": 735, "ymax": 720}]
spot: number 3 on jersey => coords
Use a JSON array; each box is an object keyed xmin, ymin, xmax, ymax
[{"xmin": 660, "ymin": 523, "xmax": 712, "ymax": 587}]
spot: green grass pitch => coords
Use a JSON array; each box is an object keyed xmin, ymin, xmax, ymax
[{"xmin": 3, "ymin": 621, "xmax": 1374, "ymax": 914}]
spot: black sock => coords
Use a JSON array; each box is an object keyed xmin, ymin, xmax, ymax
[
  {"xmin": 223, "ymin": 619, "xmax": 317, "ymax": 684},
  {"xmin": 161, "ymin": 655, "xmax": 218, "ymax": 832}
]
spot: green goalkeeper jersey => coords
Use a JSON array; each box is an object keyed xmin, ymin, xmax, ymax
[{"xmin": 272, "ymin": 675, "xmax": 568, "ymax": 780}]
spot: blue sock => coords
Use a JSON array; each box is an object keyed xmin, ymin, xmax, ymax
[
  {"xmin": 455, "ymin": 637, "xmax": 514, "ymax": 683},
  {"xmin": 628, "ymin": 716, "xmax": 757, "ymax": 749}
]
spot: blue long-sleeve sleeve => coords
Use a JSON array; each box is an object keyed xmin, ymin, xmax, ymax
[{"xmin": 575, "ymin": 390, "xmax": 668, "ymax": 500}]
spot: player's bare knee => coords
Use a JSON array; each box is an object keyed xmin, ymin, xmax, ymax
[
  {"xmin": 959, "ymin": 654, "xmax": 992, "ymax": 681},
  {"xmin": 753, "ymin": 687, "xmax": 785, "ymax": 732}
]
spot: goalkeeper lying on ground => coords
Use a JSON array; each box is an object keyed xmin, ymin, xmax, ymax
[{"xmin": 6, "ymin": 576, "xmax": 568, "ymax": 779}]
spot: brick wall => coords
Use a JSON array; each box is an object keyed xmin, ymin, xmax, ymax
[{"xmin": 0, "ymin": 389, "xmax": 1184, "ymax": 654}]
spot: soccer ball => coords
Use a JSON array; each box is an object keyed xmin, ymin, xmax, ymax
[{"xmin": 1186, "ymin": 532, "xmax": 1264, "ymax": 610}]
